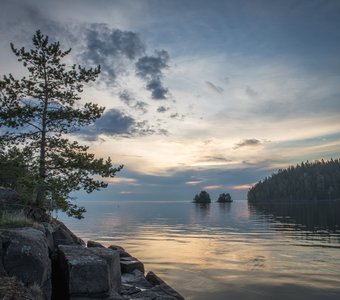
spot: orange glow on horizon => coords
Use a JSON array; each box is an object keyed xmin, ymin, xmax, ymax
[{"xmin": 232, "ymin": 184, "xmax": 253, "ymax": 190}]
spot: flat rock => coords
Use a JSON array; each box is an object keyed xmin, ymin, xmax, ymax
[
  {"xmin": 87, "ymin": 246, "xmax": 121, "ymax": 292},
  {"xmin": 58, "ymin": 245, "xmax": 110, "ymax": 297},
  {"xmin": 120, "ymin": 256, "xmax": 145, "ymax": 274},
  {"xmin": 121, "ymin": 270, "xmax": 152, "ymax": 290}
]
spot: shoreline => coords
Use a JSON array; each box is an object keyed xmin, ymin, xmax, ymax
[{"xmin": 0, "ymin": 200, "xmax": 184, "ymax": 300}]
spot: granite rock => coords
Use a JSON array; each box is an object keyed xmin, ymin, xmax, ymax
[{"xmin": 0, "ymin": 227, "xmax": 52, "ymax": 299}]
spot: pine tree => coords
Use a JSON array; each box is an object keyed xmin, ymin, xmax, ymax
[{"xmin": 0, "ymin": 30, "xmax": 123, "ymax": 218}]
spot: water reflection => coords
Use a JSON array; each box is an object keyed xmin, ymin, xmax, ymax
[
  {"xmin": 194, "ymin": 203, "xmax": 210, "ymax": 218},
  {"xmin": 218, "ymin": 202, "xmax": 232, "ymax": 214},
  {"xmin": 60, "ymin": 200, "xmax": 340, "ymax": 300},
  {"xmin": 249, "ymin": 201, "xmax": 340, "ymax": 246}
]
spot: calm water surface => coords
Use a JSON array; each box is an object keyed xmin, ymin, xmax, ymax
[{"xmin": 59, "ymin": 200, "xmax": 340, "ymax": 300}]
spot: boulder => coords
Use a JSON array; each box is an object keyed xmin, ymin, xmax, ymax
[
  {"xmin": 87, "ymin": 247, "xmax": 122, "ymax": 292},
  {"xmin": 0, "ymin": 227, "xmax": 52, "ymax": 299},
  {"xmin": 121, "ymin": 270, "xmax": 183, "ymax": 300},
  {"xmin": 121, "ymin": 269, "xmax": 152, "ymax": 291},
  {"xmin": 108, "ymin": 244, "xmax": 125, "ymax": 252},
  {"xmin": 120, "ymin": 256, "xmax": 145, "ymax": 274},
  {"xmin": 0, "ymin": 187, "xmax": 20, "ymax": 203},
  {"xmin": 52, "ymin": 219, "xmax": 85, "ymax": 247},
  {"xmin": 57, "ymin": 245, "xmax": 121, "ymax": 299},
  {"xmin": 146, "ymin": 271, "xmax": 185, "ymax": 300},
  {"xmin": 87, "ymin": 240, "xmax": 105, "ymax": 248},
  {"xmin": 109, "ymin": 245, "xmax": 131, "ymax": 258}
]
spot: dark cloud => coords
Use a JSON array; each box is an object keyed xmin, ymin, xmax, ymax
[
  {"xmin": 233, "ymin": 139, "xmax": 262, "ymax": 150},
  {"xmin": 157, "ymin": 106, "xmax": 170, "ymax": 113},
  {"xmin": 136, "ymin": 50, "xmax": 170, "ymax": 100},
  {"xmin": 118, "ymin": 90, "xmax": 148, "ymax": 114},
  {"xmin": 205, "ymin": 81, "xmax": 224, "ymax": 94},
  {"xmin": 81, "ymin": 23, "xmax": 145, "ymax": 82},
  {"xmin": 76, "ymin": 108, "xmax": 155, "ymax": 141},
  {"xmin": 146, "ymin": 79, "xmax": 169, "ymax": 100}
]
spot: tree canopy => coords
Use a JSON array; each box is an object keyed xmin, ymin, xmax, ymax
[
  {"xmin": 217, "ymin": 192, "xmax": 232, "ymax": 203},
  {"xmin": 248, "ymin": 158, "xmax": 340, "ymax": 203},
  {"xmin": 0, "ymin": 30, "xmax": 123, "ymax": 218},
  {"xmin": 193, "ymin": 190, "xmax": 211, "ymax": 203}
]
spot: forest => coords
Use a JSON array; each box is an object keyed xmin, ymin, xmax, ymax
[{"xmin": 247, "ymin": 158, "xmax": 340, "ymax": 203}]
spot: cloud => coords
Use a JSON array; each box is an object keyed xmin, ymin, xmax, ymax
[
  {"xmin": 233, "ymin": 139, "xmax": 262, "ymax": 149},
  {"xmin": 133, "ymin": 101, "xmax": 148, "ymax": 114},
  {"xmin": 119, "ymin": 90, "xmax": 148, "ymax": 114},
  {"xmin": 169, "ymin": 113, "xmax": 185, "ymax": 120},
  {"xmin": 203, "ymin": 156, "xmax": 231, "ymax": 162},
  {"xmin": 76, "ymin": 108, "xmax": 155, "ymax": 140},
  {"xmin": 232, "ymin": 184, "xmax": 253, "ymax": 190},
  {"xmin": 119, "ymin": 90, "xmax": 134, "ymax": 105},
  {"xmin": 245, "ymin": 86, "xmax": 258, "ymax": 98},
  {"xmin": 81, "ymin": 23, "xmax": 145, "ymax": 82},
  {"xmin": 105, "ymin": 177, "xmax": 138, "ymax": 185},
  {"xmin": 203, "ymin": 185, "xmax": 223, "ymax": 190},
  {"xmin": 157, "ymin": 106, "xmax": 170, "ymax": 113},
  {"xmin": 185, "ymin": 180, "xmax": 203, "ymax": 186},
  {"xmin": 136, "ymin": 50, "xmax": 170, "ymax": 100},
  {"xmin": 205, "ymin": 81, "xmax": 224, "ymax": 94}
]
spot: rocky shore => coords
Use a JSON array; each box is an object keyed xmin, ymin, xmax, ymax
[{"xmin": 0, "ymin": 189, "xmax": 184, "ymax": 300}]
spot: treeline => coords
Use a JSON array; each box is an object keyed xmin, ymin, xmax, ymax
[{"xmin": 247, "ymin": 158, "xmax": 340, "ymax": 203}]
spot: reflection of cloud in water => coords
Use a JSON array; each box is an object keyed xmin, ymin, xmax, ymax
[{"xmin": 60, "ymin": 200, "xmax": 340, "ymax": 300}]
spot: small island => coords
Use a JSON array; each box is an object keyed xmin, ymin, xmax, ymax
[
  {"xmin": 217, "ymin": 192, "xmax": 233, "ymax": 203},
  {"xmin": 193, "ymin": 190, "xmax": 211, "ymax": 203}
]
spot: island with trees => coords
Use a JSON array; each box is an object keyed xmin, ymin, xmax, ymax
[
  {"xmin": 247, "ymin": 158, "xmax": 340, "ymax": 203},
  {"xmin": 217, "ymin": 193, "xmax": 233, "ymax": 203},
  {"xmin": 193, "ymin": 190, "xmax": 211, "ymax": 203}
]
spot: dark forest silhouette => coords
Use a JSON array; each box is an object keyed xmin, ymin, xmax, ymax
[{"xmin": 248, "ymin": 158, "xmax": 340, "ymax": 203}]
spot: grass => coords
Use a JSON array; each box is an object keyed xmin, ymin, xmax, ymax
[{"xmin": 0, "ymin": 211, "xmax": 35, "ymax": 229}]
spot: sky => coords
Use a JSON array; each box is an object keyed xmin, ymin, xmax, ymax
[{"xmin": 1, "ymin": 0, "xmax": 340, "ymax": 201}]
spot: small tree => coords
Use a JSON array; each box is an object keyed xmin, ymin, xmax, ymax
[
  {"xmin": 0, "ymin": 30, "xmax": 122, "ymax": 218},
  {"xmin": 193, "ymin": 190, "xmax": 211, "ymax": 203},
  {"xmin": 217, "ymin": 192, "xmax": 232, "ymax": 203}
]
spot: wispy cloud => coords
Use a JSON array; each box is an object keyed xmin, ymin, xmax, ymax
[
  {"xmin": 232, "ymin": 184, "xmax": 253, "ymax": 190},
  {"xmin": 233, "ymin": 139, "xmax": 262, "ymax": 150},
  {"xmin": 157, "ymin": 106, "xmax": 170, "ymax": 113},
  {"xmin": 185, "ymin": 180, "xmax": 203, "ymax": 186},
  {"xmin": 245, "ymin": 86, "xmax": 258, "ymax": 98},
  {"xmin": 205, "ymin": 81, "xmax": 224, "ymax": 94},
  {"xmin": 106, "ymin": 177, "xmax": 137, "ymax": 183},
  {"xmin": 203, "ymin": 185, "xmax": 223, "ymax": 190},
  {"xmin": 119, "ymin": 191, "xmax": 134, "ymax": 194}
]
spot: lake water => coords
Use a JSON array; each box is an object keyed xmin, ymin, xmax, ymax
[{"xmin": 59, "ymin": 200, "xmax": 340, "ymax": 300}]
